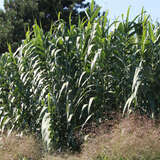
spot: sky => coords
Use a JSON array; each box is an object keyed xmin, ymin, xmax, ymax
[
  {"xmin": 0, "ymin": 0, "xmax": 3, "ymax": 10},
  {"xmin": 0, "ymin": 0, "xmax": 160, "ymax": 21},
  {"xmin": 87, "ymin": 0, "xmax": 160, "ymax": 22}
]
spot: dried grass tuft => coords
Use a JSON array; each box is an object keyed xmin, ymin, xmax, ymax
[
  {"xmin": 0, "ymin": 132, "xmax": 42, "ymax": 160},
  {"xmin": 81, "ymin": 114, "xmax": 160, "ymax": 160},
  {"xmin": 107, "ymin": 114, "xmax": 160, "ymax": 160},
  {"xmin": 1, "ymin": 114, "xmax": 160, "ymax": 160}
]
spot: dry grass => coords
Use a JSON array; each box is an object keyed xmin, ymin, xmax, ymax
[
  {"xmin": 82, "ymin": 114, "xmax": 160, "ymax": 160},
  {"xmin": 106, "ymin": 115, "xmax": 160, "ymax": 160},
  {"xmin": 1, "ymin": 114, "xmax": 160, "ymax": 160},
  {"xmin": 0, "ymin": 132, "xmax": 42, "ymax": 160},
  {"xmin": 42, "ymin": 153, "xmax": 81, "ymax": 160}
]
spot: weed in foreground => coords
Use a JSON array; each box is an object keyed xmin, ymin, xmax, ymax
[
  {"xmin": 0, "ymin": 132, "xmax": 42, "ymax": 160},
  {"xmin": 81, "ymin": 114, "xmax": 160, "ymax": 160},
  {"xmin": 1, "ymin": 114, "xmax": 160, "ymax": 160},
  {"xmin": 99, "ymin": 115, "xmax": 160, "ymax": 160}
]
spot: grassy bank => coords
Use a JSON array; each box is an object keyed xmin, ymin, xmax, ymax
[{"xmin": 1, "ymin": 114, "xmax": 160, "ymax": 160}]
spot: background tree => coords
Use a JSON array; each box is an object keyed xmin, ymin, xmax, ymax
[{"xmin": 0, "ymin": 0, "xmax": 89, "ymax": 54}]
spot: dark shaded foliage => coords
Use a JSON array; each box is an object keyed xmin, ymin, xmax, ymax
[{"xmin": 0, "ymin": 0, "xmax": 89, "ymax": 54}]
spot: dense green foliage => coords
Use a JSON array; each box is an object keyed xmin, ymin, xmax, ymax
[
  {"xmin": 0, "ymin": 1, "xmax": 160, "ymax": 151},
  {"xmin": 0, "ymin": 0, "xmax": 89, "ymax": 54}
]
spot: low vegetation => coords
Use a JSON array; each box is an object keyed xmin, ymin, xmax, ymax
[
  {"xmin": 1, "ymin": 114, "xmax": 160, "ymax": 160},
  {"xmin": 94, "ymin": 115, "xmax": 160, "ymax": 160},
  {"xmin": 0, "ymin": 132, "xmax": 42, "ymax": 160},
  {"xmin": 0, "ymin": 0, "xmax": 160, "ymax": 159}
]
